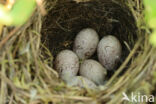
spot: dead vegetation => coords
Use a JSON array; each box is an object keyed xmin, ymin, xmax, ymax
[{"xmin": 0, "ymin": 0, "xmax": 155, "ymax": 104}]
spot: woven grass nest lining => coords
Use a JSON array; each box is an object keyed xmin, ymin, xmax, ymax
[{"xmin": 0, "ymin": 0, "xmax": 155, "ymax": 104}]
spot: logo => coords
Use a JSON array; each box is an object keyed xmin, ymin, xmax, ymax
[{"xmin": 122, "ymin": 92, "xmax": 155, "ymax": 103}]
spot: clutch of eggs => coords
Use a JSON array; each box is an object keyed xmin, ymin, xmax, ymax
[{"xmin": 55, "ymin": 27, "xmax": 122, "ymax": 89}]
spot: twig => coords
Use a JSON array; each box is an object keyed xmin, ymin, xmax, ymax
[{"xmin": 0, "ymin": 27, "xmax": 19, "ymax": 49}]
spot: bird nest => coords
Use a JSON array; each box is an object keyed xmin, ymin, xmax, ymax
[{"xmin": 0, "ymin": 0, "xmax": 155, "ymax": 104}]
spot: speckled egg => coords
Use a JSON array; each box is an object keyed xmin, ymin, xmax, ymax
[
  {"xmin": 73, "ymin": 28, "xmax": 99, "ymax": 60},
  {"xmin": 97, "ymin": 35, "xmax": 122, "ymax": 71},
  {"xmin": 67, "ymin": 76, "xmax": 97, "ymax": 89},
  {"xmin": 55, "ymin": 50, "xmax": 79, "ymax": 82},
  {"xmin": 80, "ymin": 59, "xmax": 107, "ymax": 85}
]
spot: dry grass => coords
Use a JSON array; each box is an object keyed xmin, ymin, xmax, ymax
[{"xmin": 0, "ymin": 0, "xmax": 155, "ymax": 104}]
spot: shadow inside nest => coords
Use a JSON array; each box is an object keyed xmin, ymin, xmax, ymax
[{"xmin": 41, "ymin": 0, "xmax": 138, "ymax": 77}]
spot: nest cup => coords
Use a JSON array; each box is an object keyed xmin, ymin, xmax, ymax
[
  {"xmin": 1, "ymin": 0, "xmax": 156, "ymax": 103},
  {"xmin": 42, "ymin": 0, "xmax": 137, "ymax": 75}
]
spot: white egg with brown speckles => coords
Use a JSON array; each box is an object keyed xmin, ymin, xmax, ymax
[
  {"xmin": 73, "ymin": 28, "xmax": 99, "ymax": 60},
  {"xmin": 97, "ymin": 35, "xmax": 122, "ymax": 71},
  {"xmin": 55, "ymin": 50, "xmax": 79, "ymax": 82},
  {"xmin": 67, "ymin": 76, "xmax": 97, "ymax": 89},
  {"xmin": 80, "ymin": 59, "xmax": 107, "ymax": 85}
]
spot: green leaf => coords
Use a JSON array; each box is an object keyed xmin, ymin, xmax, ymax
[
  {"xmin": 144, "ymin": 0, "xmax": 156, "ymax": 46},
  {"xmin": 150, "ymin": 31, "xmax": 156, "ymax": 46},
  {"xmin": 10, "ymin": 0, "xmax": 36, "ymax": 26},
  {"xmin": 0, "ymin": 5, "xmax": 12, "ymax": 25},
  {"xmin": 0, "ymin": 0, "xmax": 36, "ymax": 26}
]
